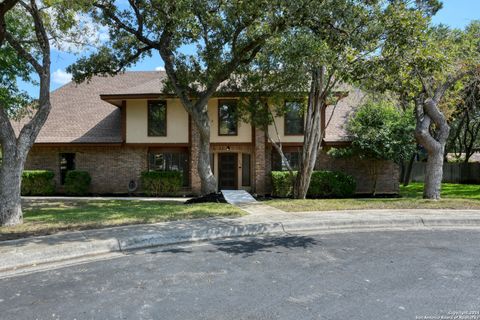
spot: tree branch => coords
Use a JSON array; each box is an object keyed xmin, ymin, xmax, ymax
[
  {"xmin": 94, "ymin": 2, "xmax": 158, "ymax": 48},
  {"xmin": 0, "ymin": 0, "xmax": 18, "ymax": 45}
]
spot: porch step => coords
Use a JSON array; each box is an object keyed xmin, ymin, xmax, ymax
[{"xmin": 221, "ymin": 190, "xmax": 257, "ymax": 205}]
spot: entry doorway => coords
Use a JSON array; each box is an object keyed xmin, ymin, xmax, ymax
[{"xmin": 218, "ymin": 153, "xmax": 237, "ymax": 190}]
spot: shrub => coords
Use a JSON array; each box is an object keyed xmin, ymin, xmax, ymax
[
  {"xmin": 271, "ymin": 171, "xmax": 297, "ymax": 197},
  {"xmin": 307, "ymin": 171, "xmax": 356, "ymax": 198},
  {"xmin": 21, "ymin": 170, "xmax": 55, "ymax": 196},
  {"xmin": 64, "ymin": 171, "xmax": 91, "ymax": 196},
  {"xmin": 271, "ymin": 170, "xmax": 356, "ymax": 198},
  {"xmin": 141, "ymin": 171, "xmax": 183, "ymax": 196}
]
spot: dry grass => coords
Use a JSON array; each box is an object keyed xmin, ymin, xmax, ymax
[
  {"xmin": 267, "ymin": 183, "xmax": 480, "ymax": 212},
  {"xmin": 0, "ymin": 200, "xmax": 243, "ymax": 241}
]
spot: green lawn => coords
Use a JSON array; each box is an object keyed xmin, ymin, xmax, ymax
[
  {"xmin": 267, "ymin": 183, "xmax": 480, "ymax": 212},
  {"xmin": 0, "ymin": 200, "xmax": 243, "ymax": 241}
]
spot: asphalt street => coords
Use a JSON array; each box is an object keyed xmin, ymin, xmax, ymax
[{"xmin": 1, "ymin": 229, "xmax": 480, "ymax": 320}]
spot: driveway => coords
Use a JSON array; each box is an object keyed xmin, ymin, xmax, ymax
[{"xmin": 1, "ymin": 229, "xmax": 480, "ymax": 319}]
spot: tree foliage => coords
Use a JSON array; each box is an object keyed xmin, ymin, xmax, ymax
[
  {"xmin": 330, "ymin": 99, "xmax": 416, "ymax": 194},
  {"xmin": 447, "ymin": 75, "xmax": 480, "ymax": 163},
  {"xmin": 237, "ymin": 0, "xmax": 439, "ymax": 198},
  {"xmin": 344, "ymin": 100, "xmax": 416, "ymax": 163},
  {"xmin": 0, "ymin": 0, "xmax": 85, "ymax": 226}
]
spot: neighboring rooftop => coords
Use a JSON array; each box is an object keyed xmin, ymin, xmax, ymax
[
  {"xmin": 11, "ymin": 71, "xmax": 362, "ymax": 144},
  {"xmin": 324, "ymin": 87, "xmax": 365, "ymax": 144}
]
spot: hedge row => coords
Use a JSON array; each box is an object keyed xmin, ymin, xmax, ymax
[
  {"xmin": 64, "ymin": 171, "xmax": 91, "ymax": 196},
  {"xmin": 271, "ymin": 170, "xmax": 356, "ymax": 198},
  {"xmin": 21, "ymin": 170, "xmax": 92, "ymax": 196},
  {"xmin": 141, "ymin": 170, "xmax": 183, "ymax": 196},
  {"xmin": 21, "ymin": 170, "xmax": 56, "ymax": 196}
]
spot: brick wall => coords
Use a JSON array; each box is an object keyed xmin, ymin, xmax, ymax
[
  {"xmin": 316, "ymin": 151, "xmax": 399, "ymax": 194},
  {"xmin": 25, "ymin": 144, "xmax": 399, "ymax": 196},
  {"xmin": 263, "ymin": 148, "xmax": 399, "ymax": 195},
  {"xmin": 25, "ymin": 146, "xmax": 148, "ymax": 194}
]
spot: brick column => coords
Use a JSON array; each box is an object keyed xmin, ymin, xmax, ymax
[
  {"xmin": 190, "ymin": 122, "xmax": 202, "ymax": 195},
  {"xmin": 254, "ymin": 127, "xmax": 266, "ymax": 195}
]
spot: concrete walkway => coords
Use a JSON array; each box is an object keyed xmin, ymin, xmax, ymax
[
  {"xmin": 3, "ymin": 206, "xmax": 480, "ymax": 277},
  {"xmin": 221, "ymin": 190, "xmax": 257, "ymax": 205}
]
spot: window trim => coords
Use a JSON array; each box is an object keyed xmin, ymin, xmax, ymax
[
  {"xmin": 241, "ymin": 153, "xmax": 251, "ymax": 187},
  {"xmin": 217, "ymin": 99, "xmax": 238, "ymax": 136},
  {"xmin": 59, "ymin": 152, "xmax": 76, "ymax": 185},
  {"xmin": 271, "ymin": 148, "xmax": 302, "ymax": 171},
  {"xmin": 147, "ymin": 148, "xmax": 190, "ymax": 187},
  {"xmin": 147, "ymin": 100, "xmax": 167, "ymax": 137},
  {"xmin": 284, "ymin": 100, "xmax": 304, "ymax": 136}
]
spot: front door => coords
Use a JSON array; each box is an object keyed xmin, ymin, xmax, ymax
[{"xmin": 218, "ymin": 153, "xmax": 237, "ymax": 190}]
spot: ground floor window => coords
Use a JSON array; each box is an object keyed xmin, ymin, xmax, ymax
[
  {"xmin": 148, "ymin": 151, "xmax": 189, "ymax": 187},
  {"xmin": 271, "ymin": 150, "xmax": 301, "ymax": 171},
  {"xmin": 59, "ymin": 153, "xmax": 75, "ymax": 185}
]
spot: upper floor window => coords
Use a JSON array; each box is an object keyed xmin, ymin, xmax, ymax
[
  {"xmin": 218, "ymin": 100, "xmax": 238, "ymax": 136},
  {"xmin": 284, "ymin": 101, "xmax": 304, "ymax": 135},
  {"xmin": 148, "ymin": 100, "xmax": 167, "ymax": 136}
]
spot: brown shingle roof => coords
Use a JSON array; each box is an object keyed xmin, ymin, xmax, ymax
[
  {"xmin": 12, "ymin": 71, "xmax": 164, "ymax": 143},
  {"xmin": 12, "ymin": 71, "xmax": 362, "ymax": 144},
  {"xmin": 324, "ymin": 87, "xmax": 366, "ymax": 143}
]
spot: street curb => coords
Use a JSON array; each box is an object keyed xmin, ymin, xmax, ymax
[
  {"xmin": 2, "ymin": 216, "xmax": 480, "ymax": 276},
  {"xmin": 118, "ymin": 223, "xmax": 285, "ymax": 250}
]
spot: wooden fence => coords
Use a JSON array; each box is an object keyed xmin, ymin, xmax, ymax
[{"xmin": 411, "ymin": 162, "xmax": 480, "ymax": 184}]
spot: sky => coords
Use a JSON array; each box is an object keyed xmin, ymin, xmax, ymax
[{"xmin": 19, "ymin": 0, "xmax": 480, "ymax": 97}]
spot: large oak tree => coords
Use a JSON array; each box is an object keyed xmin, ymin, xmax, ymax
[
  {"xmin": 366, "ymin": 16, "xmax": 480, "ymax": 199},
  {"xmin": 68, "ymin": 0, "xmax": 305, "ymax": 195},
  {"xmin": 237, "ymin": 0, "xmax": 440, "ymax": 199},
  {"xmin": 0, "ymin": 0, "xmax": 88, "ymax": 226}
]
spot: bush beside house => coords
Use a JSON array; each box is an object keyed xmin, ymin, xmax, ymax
[
  {"xmin": 64, "ymin": 171, "xmax": 92, "ymax": 196},
  {"xmin": 141, "ymin": 171, "xmax": 183, "ymax": 196},
  {"xmin": 21, "ymin": 170, "xmax": 56, "ymax": 196},
  {"xmin": 271, "ymin": 171, "xmax": 356, "ymax": 198}
]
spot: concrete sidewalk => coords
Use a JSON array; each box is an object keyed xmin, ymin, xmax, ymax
[{"xmin": 3, "ymin": 205, "xmax": 480, "ymax": 277}]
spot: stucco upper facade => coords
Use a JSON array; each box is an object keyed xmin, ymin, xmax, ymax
[
  {"xmin": 126, "ymin": 99, "xmax": 190, "ymax": 144},
  {"xmin": 122, "ymin": 97, "xmax": 303, "ymax": 146}
]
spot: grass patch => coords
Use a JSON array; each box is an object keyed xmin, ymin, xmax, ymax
[
  {"xmin": 267, "ymin": 182, "xmax": 480, "ymax": 212},
  {"xmin": 0, "ymin": 200, "xmax": 243, "ymax": 241},
  {"xmin": 400, "ymin": 183, "xmax": 480, "ymax": 200}
]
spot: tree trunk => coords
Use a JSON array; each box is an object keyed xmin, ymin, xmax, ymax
[
  {"xmin": 0, "ymin": 0, "xmax": 52, "ymax": 226},
  {"xmin": 415, "ymin": 97, "xmax": 449, "ymax": 200},
  {"xmin": 197, "ymin": 131, "xmax": 217, "ymax": 194},
  {"xmin": 193, "ymin": 111, "xmax": 217, "ymax": 194},
  {"xmin": 294, "ymin": 67, "xmax": 325, "ymax": 199},
  {"xmin": 403, "ymin": 151, "xmax": 416, "ymax": 186},
  {"xmin": 414, "ymin": 70, "xmax": 472, "ymax": 199},
  {"xmin": 0, "ymin": 150, "xmax": 25, "ymax": 226},
  {"xmin": 423, "ymin": 149, "xmax": 444, "ymax": 199}
]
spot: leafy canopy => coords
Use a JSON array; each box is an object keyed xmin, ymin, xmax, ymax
[
  {"xmin": 331, "ymin": 100, "xmax": 416, "ymax": 163},
  {"xmin": 0, "ymin": 0, "xmax": 97, "ymax": 118},
  {"xmin": 235, "ymin": 0, "xmax": 441, "ymax": 128},
  {"xmin": 68, "ymin": 0, "xmax": 300, "ymax": 96}
]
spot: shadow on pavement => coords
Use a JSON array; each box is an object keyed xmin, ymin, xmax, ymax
[{"xmin": 211, "ymin": 235, "xmax": 318, "ymax": 257}]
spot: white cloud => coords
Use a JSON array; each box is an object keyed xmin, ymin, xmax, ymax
[
  {"xmin": 53, "ymin": 69, "xmax": 72, "ymax": 85},
  {"xmin": 50, "ymin": 12, "xmax": 109, "ymax": 53},
  {"xmin": 155, "ymin": 66, "xmax": 166, "ymax": 71}
]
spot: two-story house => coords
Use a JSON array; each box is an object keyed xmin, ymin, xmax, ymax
[{"xmin": 19, "ymin": 71, "xmax": 399, "ymax": 195}]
